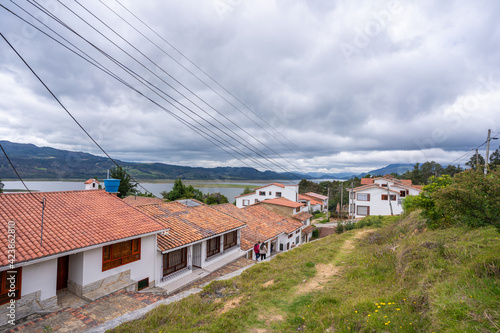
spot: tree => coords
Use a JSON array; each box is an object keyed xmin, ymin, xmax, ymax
[
  {"xmin": 402, "ymin": 175, "xmax": 453, "ymax": 228},
  {"xmin": 109, "ymin": 166, "xmax": 137, "ymax": 198},
  {"xmin": 490, "ymin": 147, "xmax": 500, "ymax": 168},
  {"xmin": 163, "ymin": 178, "xmax": 204, "ymax": 202},
  {"xmin": 204, "ymin": 192, "xmax": 229, "ymax": 205},
  {"xmin": 240, "ymin": 186, "xmax": 253, "ymax": 196},
  {"xmin": 465, "ymin": 152, "xmax": 485, "ymax": 172},
  {"xmin": 434, "ymin": 169, "xmax": 500, "ymax": 230}
]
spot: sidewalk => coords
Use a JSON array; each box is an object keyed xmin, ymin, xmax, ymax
[{"xmin": 4, "ymin": 257, "xmax": 255, "ymax": 333}]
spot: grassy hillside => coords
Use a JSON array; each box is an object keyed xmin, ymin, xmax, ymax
[{"xmin": 111, "ymin": 213, "xmax": 500, "ymax": 332}]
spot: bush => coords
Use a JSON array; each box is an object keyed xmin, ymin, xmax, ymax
[
  {"xmin": 335, "ymin": 222, "xmax": 345, "ymax": 234},
  {"xmin": 355, "ymin": 215, "xmax": 383, "ymax": 229},
  {"xmin": 312, "ymin": 228, "xmax": 319, "ymax": 239}
]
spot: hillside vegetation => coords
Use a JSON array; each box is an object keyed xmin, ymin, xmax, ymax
[{"xmin": 110, "ymin": 213, "xmax": 500, "ymax": 332}]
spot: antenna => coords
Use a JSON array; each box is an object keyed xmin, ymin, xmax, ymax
[{"xmin": 40, "ymin": 197, "xmax": 46, "ymax": 246}]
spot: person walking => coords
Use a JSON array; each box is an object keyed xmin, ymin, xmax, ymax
[
  {"xmin": 254, "ymin": 241, "xmax": 261, "ymax": 260},
  {"xmin": 259, "ymin": 242, "xmax": 268, "ymax": 261}
]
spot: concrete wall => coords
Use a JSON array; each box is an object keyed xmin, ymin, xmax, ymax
[{"xmin": 21, "ymin": 259, "xmax": 57, "ymax": 301}]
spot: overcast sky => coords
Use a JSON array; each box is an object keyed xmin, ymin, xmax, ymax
[{"xmin": 1, "ymin": 0, "xmax": 499, "ymax": 175}]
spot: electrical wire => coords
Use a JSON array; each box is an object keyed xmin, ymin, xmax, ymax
[
  {"xmin": 0, "ymin": 32, "xmax": 157, "ymax": 197},
  {"xmin": 19, "ymin": 1, "xmax": 304, "ymax": 179},
  {"xmin": 1, "ymin": 3, "xmax": 281, "ymax": 177},
  {"xmin": 113, "ymin": 0, "xmax": 314, "ymax": 160}
]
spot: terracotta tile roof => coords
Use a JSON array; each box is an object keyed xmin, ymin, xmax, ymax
[
  {"xmin": 84, "ymin": 179, "xmax": 99, "ymax": 184},
  {"xmin": 0, "ymin": 190, "xmax": 167, "ymax": 267},
  {"xmin": 254, "ymin": 182, "xmax": 286, "ymax": 190},
  {"xmin": 302, "ymin": 225, "xmax": 315, "ymax": 235},
  {"xmin": 293, "ymin": 211, "xmax": 313, "ymax": 222},
  {"xmin": 137, "ymin": 202, "xmax": 246, "ymax": 252},
  {"xmin": 214, "ymin": 204, "xmax": 303, "ymax": 251},
  {"xmin": 122, "ymin": 196, "xmax": 164, "ymax": 207},
  {"xmin": 299, "ymin": 194, "xmax": 323, "ymax": 206},
  {"xmin": 261, "ymin": 198, "xmax": 305, "ymax": 208},
  {"xmin": 303, "ymin": 192, "xmax": 328, "ymax": 200},
  {"xmin": 360, "ymin": 178, "xmax": 374, "ymax": 185}
]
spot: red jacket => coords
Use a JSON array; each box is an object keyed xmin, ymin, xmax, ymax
[{"xmin": 254, "ymin": 243, "xmax": 260, "ymax": 253}]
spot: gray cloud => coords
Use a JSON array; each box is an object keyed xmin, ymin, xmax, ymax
[{"xmin": 1, "ymin": 0, "xmax": 499, "ymax": 174}]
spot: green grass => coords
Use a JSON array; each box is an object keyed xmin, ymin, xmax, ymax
[{"xmin": 109, "ymin": 212, "xmax": 500, "ymax": 332}]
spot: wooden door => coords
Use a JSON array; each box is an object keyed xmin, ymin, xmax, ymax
[{"xmin": 57, "ymin": 256, "xmax": 69, "ymax": 291}]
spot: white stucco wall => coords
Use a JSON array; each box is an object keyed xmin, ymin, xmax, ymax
[
  {"xmin": 21, "ymin": 258, "xmax": 57, "ymax": 301},
  {"xmin": 236, "ymin": 184, "xmax": 299, "ymax": 208},
  {"xmin": 68, "ymin": 252, "xmax": 84, "ymax": 286},
  {"xmin": 81, "ymin": 234, "xmax": 156, "ymax": 286},
  {"xmin": 354, "ymin": 186, "xmax": 422, "ymax": 218}
]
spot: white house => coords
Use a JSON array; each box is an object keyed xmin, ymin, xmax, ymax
[
  {"xmin": 235, "ymin": 183, "xmax": 299, "ymax": 208},
  {"xmin": 300, "ymin": 192, "xmax": 329, "ymax": 213},
  {"xmin": 0, "ymin": 190, "xmax": 167, "ymax": 326},
  {"xmin": 84, "ymin": 178, "xmax": 100, "ymax": 190},
  {"xmin": 349, "ymin": 175, "xmax": 422, "ymax": 218},
  {"xmin": 136, "ymin": 200, "xmax": 246, "ymax": 292},
  {"xmin": 214, "ymin": 203, "xmax": 305, "ymax": 260}
]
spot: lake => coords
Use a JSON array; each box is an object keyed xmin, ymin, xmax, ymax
[
  {"xmin": 1, "ymin": 178, "xmax": 341, "ymax": 203},
  {"xmin": 1, "ymin": 180, "xmax": 287, "ymax": 203}
]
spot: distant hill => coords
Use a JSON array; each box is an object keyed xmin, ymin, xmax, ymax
[
  {"xmin": 358, "ymin": 163, "xmax": 415, "ymax": 178},
  {"xmin": 0, "ymin": 141, "xmax": 293, "ymax": 181}
]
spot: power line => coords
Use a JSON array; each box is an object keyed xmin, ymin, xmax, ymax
[
  {"xmin": 112, "ymin": 0, "xmax": 314, "ymax": 160},
  {"xmin": 0, "ymin": 32, "xmax": 157, "ymax": 197},
  {"xmin": 20, "ymin": 1, "xmax": 304, "ymax": 179},
  {"xmin": 62, "ymin": 0, "xmax": 303, "ymax": 178},
  {"xmin": 0, "ymin": 143, "xmax": 41, "ymax": 202},
  {"xmin": 2, "ymin": 3, "xmax": 285, "ymax": 177}
]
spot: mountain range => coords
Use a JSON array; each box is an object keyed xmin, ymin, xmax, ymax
[{"xmin": 0, "ymin": 140, "xmax": 414, "ymax": 181}]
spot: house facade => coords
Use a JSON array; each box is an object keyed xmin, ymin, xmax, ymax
[
  {"xmin": 136, "ymin": 201, "xmax": 246, "ymax": 291},
  {"xmin": 299, "ymin": 192, "xmax": 329, "ymax": 213},
  {"xmin": 0, "ymin": 190, "xmax": 167, "ymax": 326},
  {"xmin": 349, "ymin": 176, "xmax": 422, "ymax": 218},
  {"xmin": 214, "ymin": 204, "xmax": 305, "ymax": 260},
  {"xmin": 235, "ymin": 183, "xmax": 299, "ymax": 208}
]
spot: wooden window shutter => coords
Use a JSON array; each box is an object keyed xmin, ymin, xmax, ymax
[
  {"xmin": 367, "ymin": 193, "xmax": 370, "ymax": 201},
  {"xmin": 367, "ymin": 206, "xmax": 370, "ymax": 216}
]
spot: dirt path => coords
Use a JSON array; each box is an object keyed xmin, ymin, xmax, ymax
[{"xmin": 295, "ymin": 229, "xmax": 372, "ymax": 295}]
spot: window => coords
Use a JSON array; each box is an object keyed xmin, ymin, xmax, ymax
[
  {"xmin": 276, "ymin": 192, "xmax": 282, "ymax": 198},
  {"xmin": 0, "ymin": 268, "xmax": 22, "ymax": 305},
  {"xmin": 296, "ymin": 207, "xmax": 300, "ymax": 213},
  {"xmin": 224, "ymin": 231, "xmax": 238, "ymax": 250},
  {"xmin": 390, "ymin": 195, "xmax": 396, "ymax": 201},
  {"xmin": 381, "ymin": 184, "xmax": 388, "ymax": 187},
  {"xmin": 102, "ymin": 238, "xmax": 141, "ymax": 271},
  {"xmin": 288, "ymin": 233, "xmax": 293, "ymax": 239},
  {"xmin": 254, "ymin": 199, "xmax": 259, "ymax": 204},
  {"xmin": 259, "ymin": 191, "xmax": 266, "ymax": 196},
  {"xmin": 163, "ymin": 248, "xmax": 187, "ymax": 277},
  {"xmin": 207, "ymin": 236, "xmax": 221, "ymax": 258},
  {"xmin": 269, "ymin": 191, "xmax": 272, "ymax": 195},
  {"xmin": 357, "ymin": 193, "xmax": 370, "ymax": 201},
  {"xmin": 242, "ymin": 199, "xmax": 250, "ymax": 206},
  {"xmin": 295, "ymin": 236, "xmax": 300, "ymax": 244},
  {"xmin": 357, "ymin": 206, "xmax": 370, "ymax": 216},
  {"xmin": 400, "ymin": 190, "xmax": 406, "ymax": 197}
]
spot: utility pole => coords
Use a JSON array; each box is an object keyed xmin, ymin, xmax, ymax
[
  {"xmin": 485, "ymin": 129, "xmax": 491, "ymax": 175},
  {"xmin": 327, "ymin": 186, "xmax": 330, "ymax": 221},
  {"xmin": 387, "ymin": 184, "xmax": 393, "ymax": 216},
  {"xmin": 340, "ymin": 183, "xmax": 343, "ymax": 217},
  {"xmin": 476, "ymin": 149, "xmax": 479, "ymax": 171},
  {"xmin": 350, "ymin": 181, "xmax": 354, "ymax": 222}
]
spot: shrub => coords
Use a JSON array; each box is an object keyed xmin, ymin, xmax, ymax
[
  {"xmin": 312, "ymin": 228, "xmax": 319, "ymax": 239},
  {"xmin": 335, "ymin": 221, "xmax": 345, "ymax": 234}
]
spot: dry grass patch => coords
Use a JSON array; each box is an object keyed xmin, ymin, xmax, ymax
[
  {"xmin": 262, "ymin": 279, "xmax": 274, "ymax": 287},
  {"xmin": 295, "ymin": 263, "xmax": 341, "ymax": 294},
  {"xmin": 341, "ymin": 229, "xmax": 373, "ymax": 250},
  {"xmin": 219, "ymin": 295, "xmax": 244, "ymax": 314}
]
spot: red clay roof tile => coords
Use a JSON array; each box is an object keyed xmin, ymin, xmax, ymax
[{"xmin": 0, "ymin": 190, "xmax": 167, "ymax": 267}]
